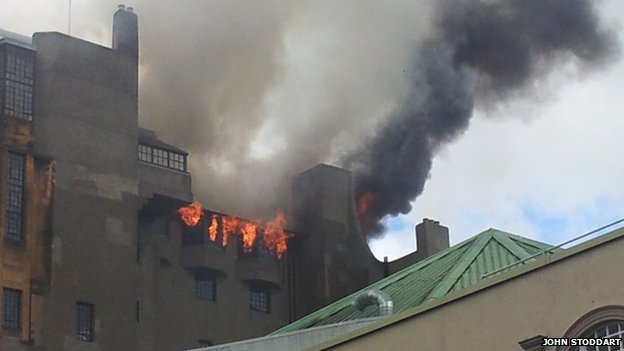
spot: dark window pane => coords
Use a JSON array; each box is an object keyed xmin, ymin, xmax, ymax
[
  {"xmin": 199, "ymin": 340, "xmax": 213, "ymax": 347},
  {"xmin": 2, "ymin": 46, "xmax": 34, "ymax": 121},
  {"xmin": 194, "ymin": 271, "xmax": 216, "ymax": 301},
  {"xmin": 2, "ymin": 288, "xmax": 21, "ymax": 329},
  {"xmin": 76, "ymin": 302, "xmax": 94, "ymax": 342},
  {"xmin": 137, "ymin": 144, "xmax": 187, "ymax": 172},
  {"xmin": 138, "ymin": 144, "xmax": 152, "ymax": 163},
  {"xmin": 250, "ymin": 285, "xmax": 270, "ymax": 313},
  {"xmin": 6, "ymin": 153, "xmax": 25, "ymax": 242}
]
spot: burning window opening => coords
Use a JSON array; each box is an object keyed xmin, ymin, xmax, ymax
[
  {"xmin": 178, "ymin": 201, "xmax": 291, "ymax": 259},
  {"xmin": 177, "ymin": 200, "xmax": 202, "ymax": 227}
]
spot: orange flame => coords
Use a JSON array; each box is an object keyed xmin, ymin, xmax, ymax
[
  {"xmin": 263, "ymin": 210, "xmax": 288, "ymax": 259},
  {"xmin": 177, "ymin": 200, "xmax": 203, "ymax": 227},
  {"xmin": 177, "ymin": 203, "xmax": 291, "ymax": 259},
  {"xmin": 356, "ymin": 192, "xmax": 376, "ymax": 232},
  {"xmin": 240, "ymin": 221, "xmax": 259, "ymax": 253},
  {"xmin": 221, "ymin": 216, "xmax": 240, "ymax": 247},
  {"xmin": 208, "ymin": 215, "xmax": 218, "ymax": 242}
]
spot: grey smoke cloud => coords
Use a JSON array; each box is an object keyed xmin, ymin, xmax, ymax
[
  {"xmin": 3, "ymin": 0, "xmax": 617, "ymax": 227},
  {"xmin": 132, "ymin": 1, "xmax": 429, "ymax": 219},
  {"xmin": 348, "ymin": 0, "xmax": 619, "ymax": 237}
]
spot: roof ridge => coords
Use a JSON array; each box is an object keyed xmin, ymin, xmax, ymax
[
  {"xmin": 424, "ymin": 231, "xmax": 493, "ymax": 301},
  {"xmin": 377, "ymin": 235, "xmax": 476, "ymax": 285},
  {"xmin": 480, "ymin": 228, "xmax": 554, "ymax": 250},
  {"xmin": 491, "ymin": 231, "xmax": 533, "ymax": 261}
]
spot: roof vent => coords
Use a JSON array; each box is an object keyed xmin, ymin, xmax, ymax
[
  {"xmin": 126, "ymin": 6, "xmax": 134, "ymax": 12},
  {"xmin": 352, "ymin": 289, "xmax": 393, "ymax": 317},
  {"xmin": 118, "ymin": 4, "xmax": 126, "ymax": 10}
]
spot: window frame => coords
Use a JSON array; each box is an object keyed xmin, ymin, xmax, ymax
[
  {"xmin": 239, "ymin": 230, "xmax": 276, "ymax": 260},
  {"xmin": 198, "ymin": 339, "xmax": 214, "ymax": 347},
  {"xmin": 1, "ymin": 45, "xmax": 35, "ymax": 121},
  {"xmin": 5, "ymin": 152, "xmax": 26, "ymax": 243},
  {"xmin": 556, "ymin": 305, "xmax": 624, "ymax": 351},
  {"xmin": 137, "ymin": 143, "xmax": 187, "ymax": 172},
  {"xmin": 76, "ymin": 302, "xmax": 95, "ymax": 342},
  {"xmin": 249, "ymin": 284, "xmax": 271, "ymax": 313},
  {"xmin": 194, "ymin": 271, "xmax": 217, "ymax": 301},
  {"xmin": 2, "ymin": 288, "xmax": 21, "ymax": 329}
]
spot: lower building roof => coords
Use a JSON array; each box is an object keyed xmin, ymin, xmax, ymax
[{"xmin": 273, "ymin": 228, "xmax": 556, "ymax": 334}]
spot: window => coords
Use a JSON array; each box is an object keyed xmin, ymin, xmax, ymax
[
  {"xmin": 253, "ymin": 234, "xmax": 275, "ymax": 259},
  {"xmin": 205, "ymin": 214, "xmax": 223, "ymax": 247},
  {"xmin": 198, "ymin": 339, "xmax": 214, "ymax": 347},
  {"xmin": 2, "ymin": 288, "xmax": 21, "ymax": 329},
  {"xmin": 76, "ymin": 302, "xmax": 94, "ymax": 342},
  {"xmin": 195, "ymin": 271, "xmax": 216, "ymax": 301},
  {"xmin": 6, "ymin": 152, "xmax": 25, "ymax": 242},
  {"xmin": 153, "ymin": 148, "xmax": 168, "ymax": 167},
  {"xmin": 1, "ymin": 46, "xmax": 35, "ymax": 121},
  {"xmin": 556, "ymin": 306, "xmax": 624, "ymax": 351},
  {"xmin": 138, "ymin": 144, "xmax": 152, "ymax": 163},
  {"xmin": 169, "ymin": 152, "xmax": 185, "ymax": 171},
  {"xmin": 571, "ymin": 322, "xmax": 624, "ymax": 351},
  {"xmin": 239, "ymin": 231, "xmax": 275, "ymax": 259},
  {"xmin": 137, "ymin": 144, "xmax": 187, "ymax": 172},
  {"xmin": 182, "ymin": 217, "xmax": 204, "ymax": 246},
  {"xmin": 136, "ymin": 300, "xmax": 140, "ymax": 322},
  {"xmin": 250, "ymin": 285, "xmax": 270, "ymax": 313}
]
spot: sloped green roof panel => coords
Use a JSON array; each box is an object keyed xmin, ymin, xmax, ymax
[{"xmin": 273, "ymin": 228, "xmax": 555, "ymax": 335}]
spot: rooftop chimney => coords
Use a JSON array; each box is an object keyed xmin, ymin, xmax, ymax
[
  {"xmin": 415, "ymin": 219, "xmax": 449, "ymax": 258},
  {"xmin": 112, "ymin": 4, "xmax": 138, "ymax": 62}
]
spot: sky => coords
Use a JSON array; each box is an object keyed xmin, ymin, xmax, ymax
[{"xmin": 2, "ymin": 0, "xmax": 623, "ymax": 260}]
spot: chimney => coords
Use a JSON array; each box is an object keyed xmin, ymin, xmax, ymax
[
  {"xmin": 415, "ymin": 218, "xmax": 449, "ymax": 257},
  {"xmin": 112, "ymin": 4, "xmax": 138, "ymax": 62}
]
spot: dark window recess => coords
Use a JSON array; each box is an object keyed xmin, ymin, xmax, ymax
[
  {"xmin": 250, "ymin": 285, "xmax": 271, "ymax": 313},
  {"xmin": 1, "ymin": 45, "xmax": 34, "ymax": 121},
  {"xmin": 6, "ymin": 152, "xmax": 25, "ymax": 242},
  {"xmin": 136, "ymin": 300, "xmax": 140, "ymax": 322},
  {"xmin": 136, "ymin": 240, "xmax": 141, "ymax": 263},
  {"xmin": 2, "ymin": 288, "xmax": 21, "ymax": 329},
  {"xmin": 182, "ymin": 216, "xmax": 205, "ymax": 246},
  {"xmin": 76, "ymin": 302, "xmax": 95, "ymax": 342},
  {"xmin": 198, "ymin": 340, "xmax": 214, "ymax": 347},
  {"xmin": 240, "ymin": 231, "xmax": 275, "ymax": 260},
  {"xmin": 205, "ymin": 214, "xmax": 223, "ymax": 247},
  {"xmin": 194, "ymin": 271, "xmax": 216, "ymax": 301},
  {"xmin": 137, "ymin": 144, "xmax": 187, "ymax": 172}
]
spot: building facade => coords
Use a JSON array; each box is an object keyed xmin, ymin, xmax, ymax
[{"xmin": 0, "ymin": 7, "xmax": 446, "ymax": 351}]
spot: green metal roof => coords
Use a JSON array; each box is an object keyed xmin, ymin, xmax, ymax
[{"xmin": 273, "ymin": 228, "xmax": 555, "ymax": 334}]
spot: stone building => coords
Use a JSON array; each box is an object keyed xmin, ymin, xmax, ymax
[{"xmin": 0, "ymin": 7, "xmax": 445, "ymax": 350}]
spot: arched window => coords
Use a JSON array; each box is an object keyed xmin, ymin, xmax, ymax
[{"xmin": 557, "ymin": 306, "xmax": 624, "ymax": 351}]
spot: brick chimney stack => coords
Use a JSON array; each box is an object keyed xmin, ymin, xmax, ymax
[{"xmin": 416, "ymin": 218, "xmax": 450, "ymax": 257}]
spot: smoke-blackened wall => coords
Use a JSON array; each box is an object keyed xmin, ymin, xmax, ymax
[{"xmin": 347, "ymin": 0, "xmax": 619, "ymax": 237}]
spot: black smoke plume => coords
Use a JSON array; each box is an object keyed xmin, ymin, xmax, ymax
[{"xmin": 347, "ymin": 0, "xmax": 618, "ymax": 237}]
